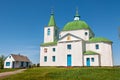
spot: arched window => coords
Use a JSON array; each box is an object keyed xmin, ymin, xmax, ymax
[{"xmin": 47, "ymin": 28, "xmax": 50, "ymax": 36}]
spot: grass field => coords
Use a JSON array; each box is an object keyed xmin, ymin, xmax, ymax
[
  {"xmin": 0, "ymin": 67, "xmax": 120, "ymax": 80},
  {"xmin": 0, "ymin": 69, "xmax": 18, "ymax": 73}
]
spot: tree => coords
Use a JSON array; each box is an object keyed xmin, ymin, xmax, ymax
[{"xmin": 0, "ymin": 55, "xmax": 6, "ymax": 69}]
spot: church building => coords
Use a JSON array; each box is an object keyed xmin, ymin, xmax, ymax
[{"xmin": 40, "ymin": 10, "xmax": 113, "ymax": 66}]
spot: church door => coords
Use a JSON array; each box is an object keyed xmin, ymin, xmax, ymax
[
  {"xmin": 86, "ymin": 58, "xmax": 90, "ymax": 66},
  {"xmin": 67, "ymin": 55, "xmax": 71, "ymax": 66}
]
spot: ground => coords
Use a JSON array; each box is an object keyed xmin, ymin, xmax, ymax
[{"xmin": 0, "ymin": 67, "xmax": 120, "ymax": 80}]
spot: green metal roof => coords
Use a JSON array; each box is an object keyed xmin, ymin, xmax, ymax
[
  {"xmin": 62, "ymin": 20, "xmax": 90, "ymax": 31},
  {"xmin": 89, "ymin": 37, "xmax": 112, "ymax": 43},
  {"xmin": 48, "ymin": 14, "xmax": 56, "ymax": 26},
  {"xmin": 41, "ymin": 42, "xmax": 57, "ymax": 47},
  {"xmin": 84, "ymin": 51, "xmax": 98, "ymax": 55}
]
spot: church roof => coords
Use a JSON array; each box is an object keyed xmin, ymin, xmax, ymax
[
  {"xmin": 89, "ymin": 37, "xmax": 112, "ymax": 43},
  {"xmin": 41, "ymin": 42, "xmax": 57, "ymax": 47},
  {"xmin": 62, "ymin": 9, "xmax": 91, "ymax": 31},
  {"xmin": 62, "ymin": 20, "xmax": 90, "ymax": 31},
  {"xmin": 84, "ymin": 51, "xmax": 99, "ymax": 55},
  {"xmin": 48, "ymin": 11, "xmax": 56, "ymax": 27}
]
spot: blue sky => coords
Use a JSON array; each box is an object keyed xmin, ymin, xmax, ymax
[{"xmin": 0, "ymin": 0, "xmax": 120, "ymax": 65}]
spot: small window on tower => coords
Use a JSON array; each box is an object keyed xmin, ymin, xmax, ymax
[
  {"xmin": 47, "ymin": 28, "xmax": 50, "ymax": 36},
  {"xmin": 44, "ymin": 48, "xmax": 47, "ymax": 53}
]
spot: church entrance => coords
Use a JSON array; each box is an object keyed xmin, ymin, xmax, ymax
[
  {"xmin": 67, "ymin": 54, "xmax": 71, "ymax": 66},
  {"xmin": 86, "ymin": 58, "xmax": 90, "ymax": 66}
]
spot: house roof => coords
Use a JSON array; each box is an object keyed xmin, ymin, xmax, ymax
[
  {"xmin": 84, "ymin": 51, "xmax": 99, "ymax": 55},
  {"xmin": 11, "ymin": 54, "xmax": 30, "ymax": 62}
]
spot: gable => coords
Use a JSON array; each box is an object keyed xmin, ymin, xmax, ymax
[
  {"xmin": 5, "ymin": 55, "xmax": 15, "ymax": 62},
  {"xmin": 58, "ymin": 33, "xmax": 82, "ymax": 42}
]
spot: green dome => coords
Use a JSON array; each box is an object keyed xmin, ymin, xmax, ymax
[{"xmin": 62, "ymin": 20, "xmax": 90, "ymax": 31}]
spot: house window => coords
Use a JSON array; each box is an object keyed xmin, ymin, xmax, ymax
[
  {"xmin": 52, "ymin": 56, "xmax": 55, "ymax": 62},
  {"xmin": 44, "ymin": 48, "xmax": 47, "ymax": 53},
  {"xmin": 44, "ymin": 56, "xmax": 47, "ymax": 62},
  {"xmin": 85, "ymin": 32, "xmax": 88, "ymax": 36},
  {"xmin": 6, "ymin": 62, "xmax": 10, "ymax": 66},
  {"xmin": 91, "ymin": 58, "xmax": 94, "ymax": 62},
  {"xmin": 67, "ymin": 44, "xmax": 71, "ymax": 50},
  {"xmin": 53, "ymin": 48, "xmax": 56, "ymax": 52},
  {"xmin": 95, "ymin": 44, "xmax": 99, "ymax": 49},
  {"xmin": 47, "ymin": 28, "xmax": 50, "ymax": 36}
]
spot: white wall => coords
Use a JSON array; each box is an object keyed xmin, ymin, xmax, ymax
[
  {"xmin": 4, "ymin": 55, "xmax": 15, "ymax": 68},
  {"xmin": 40, "ymin": 40, "xmax": 84, "ymax": 66},
  {"xmin": 40, "ymin": 45, "xmax": 58, "ymax": 66},
  {"xmin": 86, "ymin": 42, "xmax": 113, "ymax": 66},
  {"xmin": 84, "ymin": 55, "xmax": 100, "ymax": 66},
  {"xmin": 44, "ymin": 27, "xmax": 54, "ymax": 43}
]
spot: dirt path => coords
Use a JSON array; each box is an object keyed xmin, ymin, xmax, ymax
[{"xmin": 0, "ymin": 69, "xmax": 26, "ymax": 78}]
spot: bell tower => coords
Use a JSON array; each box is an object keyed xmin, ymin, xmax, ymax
[{"xmin": 44, "ymin": 10, "xmax": 58, "ymax": 43}]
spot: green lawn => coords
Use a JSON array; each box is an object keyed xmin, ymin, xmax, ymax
[
  {"xmin": 0, "ymin": 69, "xmax": 18, "ymax": 73},
  {"xmin": 0, "ymin": 67, "xmax": 120, "ymax": 80}
]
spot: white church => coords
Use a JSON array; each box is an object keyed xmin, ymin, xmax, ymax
[{"xmin": 40, "ymin": 10, "xmax": 113, "ymax": 67}]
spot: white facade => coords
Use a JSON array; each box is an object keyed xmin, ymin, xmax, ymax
[{"xmin": 40, "ymin": 11, "xmax": 113, "ymax": 67}]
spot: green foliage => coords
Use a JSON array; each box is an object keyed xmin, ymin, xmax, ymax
[
  {"xmin": 41, "ymin": 42, "xmax": 57, "ymax": 46},
  {"xmin": 89, "ymin": 37, "xmax": 112, "ymax": 43},
  {"xmin": 62, "ymin": 20, "xmax": 90, "ymax": 31},
  {"xmin": 0, "ymin": 55, "xmax": 6, "ymax": 69},
  {"xmin": 84, "ymin": 51, "xmax": 98, "ymax": 55},
  {"xmin": 1, "ymin": 67, "xmax": 120, "ymax": 80}
]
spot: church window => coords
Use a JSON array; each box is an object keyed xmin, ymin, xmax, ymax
[
  {"xmin": 44, "ymin": 56, "xmax": 47, "ymax": 62},
  {"xmin": 53, "ymin": 48, "xmax": 55, "ymax": 52},
  {"xmin": 85, "ymin": 32, "xmax": 88, "ymax": 36},
  {"xmin": 44, "ymin": 48, "xmax": 47, "ymax": 53},
  {"xmin": 91, "ymin": 58, "xmax": 94, "ymax": 62},
  {"xmin": 95, "ymin": 44, "xmax": 99, "ymax": 49},
  {"xmin": 52, "ymin": 56, "xmax": 56, "ymax": 62},
  {"xmin": 67, "ymin": 44, "xmax": 71, "ymax": 50},
  {"xmin": 47, "ymin": 28, "xmax": 50, "ymax": 36}
]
